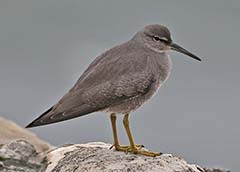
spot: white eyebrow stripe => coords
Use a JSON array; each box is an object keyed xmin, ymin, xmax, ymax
[{"xmin": 159, "ymin": 36, "xmax": 169, "ymax": 42}]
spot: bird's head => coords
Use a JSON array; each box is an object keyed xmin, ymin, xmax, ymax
[{"xmin": 138, "ymin": 24, "xmax": 201, "ymax": 61}]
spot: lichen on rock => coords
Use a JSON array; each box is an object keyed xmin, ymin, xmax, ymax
[
  {"xmin": 46, "ymin": 142, "xmax": 204, "ymax": 172},
  {"xmin": 0, "ymin": 118, "xmax": 230, "ymax": 172},
  {"xmin": 0, "ymin": 140, "xmax": 47, "ymax": 172}
]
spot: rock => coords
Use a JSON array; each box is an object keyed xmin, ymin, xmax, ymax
[
  {"xmin": 0, "ymin": 140, "xmax": 47, "ymax": 172},
  {"xmin": 0, "ymin": 117, "xmax": 51, "ymax": 153},
  {"xmin": 45, "ymin": 142, "xmax": 204, "ymax": 172},
  {"xmin": 0, "ymin": 118, "xmax": 230, "ymax": 172}
]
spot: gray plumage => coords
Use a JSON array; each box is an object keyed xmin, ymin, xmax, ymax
[{"xmin": 26, "ymin": 24, "xmax": 201, "ymax": 128}]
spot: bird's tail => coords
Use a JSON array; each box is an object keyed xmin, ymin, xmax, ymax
[
  {"xmin": 25, "ymin": 104, "xmax": 99, "ymax": 128},
  {"xmin": 25, "ymin": 107, "xmax": 53, "ymax": 128}
]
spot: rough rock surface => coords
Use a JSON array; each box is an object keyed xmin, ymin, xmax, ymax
[
  {"xmin": 46, "ymin": 142, "xmax": 204, "ymax": 172},
  {"xmin": 0, "ymin": 140, "xmax": 230, "ymax": 172},
  {"xmin": 0, "ymin": 118, "xmax": 230, "ymax": 172},
  {"xmin": 0, "ymin": 117, "xmax": 51, "ymax": 152},
  {"xmin": 0, "ymin": 140, "xmax": 47, "ymax": 172}
]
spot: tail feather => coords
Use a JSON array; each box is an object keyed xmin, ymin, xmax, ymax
[
  {"xmin": 25, "ymin": 104, "xmax": 100, "ymax": 128},
  {"xmin": 25, "ymin": 107, "xmax": 53, "ymax": 128}
]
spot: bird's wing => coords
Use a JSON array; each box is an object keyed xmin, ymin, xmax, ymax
[
  {"xmin": 26, "ymin": 44, "xmax": 153, "ymax": 128},
  {"xmin": 26, "ymin": 72, "xmax": 154, "ymax": 128},
  {"xmin": 80, "ymin": 72, "xmax": 155, "ymax": 109}
]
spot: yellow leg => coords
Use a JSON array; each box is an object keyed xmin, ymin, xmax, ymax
[
  {"xmin": 110, "ymin": 113, "xmax": 119, "ymax": 146},
  {"xmin": 110, "ymin": 113, "xmax": 143, "ymax": 149},
  {"xmin": 122, "ymin": 114, "xmax": 161, "ymax": 157}
]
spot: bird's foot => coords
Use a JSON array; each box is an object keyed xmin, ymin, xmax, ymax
[
  {"xmin": 113, "ymin": 144, "xmax": 161, "ymax": 157},
  {"xmin": 118, "ymin": 144, "xmax": 144, "ymax": 149},
  {"xmin": 109, "ymin": 144, "xmax": 143, "ymax": 150}
]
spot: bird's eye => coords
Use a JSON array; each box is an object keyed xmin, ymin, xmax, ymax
[
  {"xmin": 153, "ymin": 36, "xmax": 161, "ymax": 41},
  {"xmin": 153, "ymin": 36, "xmax": 169, "ymax": 44}
]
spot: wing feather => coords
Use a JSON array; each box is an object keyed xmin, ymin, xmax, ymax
[{"xmin": 26, "ymin": 43, "xmax": 153, "ymax": 128}]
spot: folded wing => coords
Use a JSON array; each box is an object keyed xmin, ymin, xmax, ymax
[{"xmin": 26, "ymin": 45, "xmax": 152, "ymax": 128}]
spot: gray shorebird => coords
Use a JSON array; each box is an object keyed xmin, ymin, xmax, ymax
[{"xmin": 26, "ymin": 24, "xmax": 201, "ymax": 157}]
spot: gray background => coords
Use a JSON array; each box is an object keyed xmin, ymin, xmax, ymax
[{"xmin": 0, "ymin": 0, "xmax": 239, "ymax": 171}]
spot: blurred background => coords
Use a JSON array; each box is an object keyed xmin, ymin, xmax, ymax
[{"xmin": 0, "ymin": 0, "xmax": 239, "ymax": 171}]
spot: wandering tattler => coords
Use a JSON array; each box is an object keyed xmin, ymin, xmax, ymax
[{"xmin": 26, "ymin": 24, "xmax": 201, "ymax": 157}]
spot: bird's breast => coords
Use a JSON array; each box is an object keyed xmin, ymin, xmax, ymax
[
  {"xmin": 144, "ymin": 53, "xmax": 172, "ymax": 100},
  {"xmin": 149, "ymin": 53, "xmax": 172, "ymax": 85},
  {"xmin": 105, "ymin": 54, "xmax": 172, "ymax": 114}
]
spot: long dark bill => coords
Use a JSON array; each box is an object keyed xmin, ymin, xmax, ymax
[{"xmin": 171, "ymin": 43, "xmax": 202, "ymax": 61}]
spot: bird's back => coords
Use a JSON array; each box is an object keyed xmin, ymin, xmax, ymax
[{"xmin": 26, "ymin": 40, "xmax": 171, "ymax": 127}]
